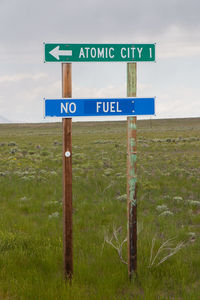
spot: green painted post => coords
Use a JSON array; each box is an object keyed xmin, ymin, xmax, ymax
[{"xmin": 127, "ymin": 63, "xmax": 137, "ymax": 279}]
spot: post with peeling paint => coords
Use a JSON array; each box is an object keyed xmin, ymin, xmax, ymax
[{"xmin": 127, "ymin": 63, "xmax": 137, "ymax": 279}]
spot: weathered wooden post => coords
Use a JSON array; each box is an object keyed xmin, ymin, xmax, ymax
[
  {"xmin": 62, "ymin": 63, "xmax": 73, "ymax": 281},
  {"xmin": 127, "ymin": 63, "xmax": 137, "ymax": 279}
]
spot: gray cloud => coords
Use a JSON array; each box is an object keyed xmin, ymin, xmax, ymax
[
  {"xmin": 0, "ymin": 0, "xmax": 200, "ymax": 122},
  {"xmin": 1, "ymin": 0, "xmax": 200, "ymax": 47},
  {"xmin": 0, "ymin": 0, "xmax": 199, "ymax": 65}
]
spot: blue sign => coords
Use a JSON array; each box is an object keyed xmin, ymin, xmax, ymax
[{"xmin": 44, "ymin": 98, "xmax": 155, "ymax": 117}]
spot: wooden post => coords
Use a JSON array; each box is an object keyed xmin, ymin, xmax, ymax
[
  {"xmin": 127, "ymin": 63, "xmax": 137, "ymax": 279},
  {"xmin": 62, "ymin": 63, "xmax": 73, "ymax": 281}
]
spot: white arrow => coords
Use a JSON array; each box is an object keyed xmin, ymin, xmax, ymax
[{"xmin": 49, "ymin": 46, "xmax": 72, "ymax": 60}]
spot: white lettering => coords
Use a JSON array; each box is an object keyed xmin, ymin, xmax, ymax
[
  {"xmin": 61, "ymin": 102, "xmax": 68, "ymax": 113},
  {"xmin": 98, "ymin": 48, "xmax": 104, "ymax": 58},
  {"xmin": 105, "ymin": 48, "xmax": 108, "ymax": 58},
  {"xmin": 97, "ymin": 102, "xmax": 102, "ymax": 112},
  {"xmin": 149, "ymin": 47, "xmax": 152, "ymax": 58},
  {"xmin": 137, "ymin": 47, "xmax": 143, "ymax": 58},
  {"xmin": 103, "ymin": 102, "xmax": 109, "ymax": 112},
  {"xmin": 121, "ymin": 48, "xmax": 126, "ymax": 58},
  {"xmin": 110, "ymin": 102, "xmax": 115, "ymax": 112},
  {"xmin": 131, "ymin": 47, "xmax": 135, "ymax": 58},
  {"xmin": 69, "ymin": 103, "xmax": 76, "ymax": 113},
  {"xmin": 90, "ymin": 47, "xmax": 96, "ymax": 58},
  {"xmin": 109, "ymin": 47, "xmax": 114, "ymax": 58},
  {"xmin": 85, "ymin": 47, "xmax": 90, "ymax": 58},
  {"xmin": 117, "ymin": 102, "xmax": 122, "ymax": 112},
  {"xmin": 61, "ymin": 102, "xmax": 76, "ymax": 114},
  {"xmin": 79, "ymin": 48, "xmax": 85, "ymax": 58},
  {"xmin": 96, "ymin": 101, "xmax": 122, "ymax": 114}
]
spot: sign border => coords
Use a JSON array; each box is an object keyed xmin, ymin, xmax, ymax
[
  {"xmin": 43, "ymin": 43, "xmax": 156, "ymax": 63},
  {"xmin": 43, "ymin": 97, "xmax": 156, "ymax": 118}
]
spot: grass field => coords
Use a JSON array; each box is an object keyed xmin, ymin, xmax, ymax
[{"xmin": 0, "ymin": 118, "xmax": 200, "ymax": 299}]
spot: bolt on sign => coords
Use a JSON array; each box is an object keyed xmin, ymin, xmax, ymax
[{"xmin": 44, "ymin": 43, "xmax": 155, "ymax": 62}]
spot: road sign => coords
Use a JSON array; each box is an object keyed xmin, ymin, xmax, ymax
[
  {"xmin": 44, "ymin": 44, "xmax": 155, "ymax": 62},
  {"xmin": 44, "ymin": 97, "xmax": 155, "ymax": 117}
]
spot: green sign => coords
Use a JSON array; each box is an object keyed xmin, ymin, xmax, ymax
[{"xmin": 44, "ymin": 43, "xmax": 155, "ymax": 62}]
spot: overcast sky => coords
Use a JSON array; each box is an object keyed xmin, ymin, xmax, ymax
[{"xmin": 0, "ymin": 0, "xmax": 200, "ymax": 123}]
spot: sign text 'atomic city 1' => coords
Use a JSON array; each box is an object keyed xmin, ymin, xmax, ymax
[{"xmin": 44, "ymin": 44, "xmax": 155, "ymax": 62}]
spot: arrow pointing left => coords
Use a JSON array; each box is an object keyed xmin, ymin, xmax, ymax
[{"xmin": 49, "ymin": 46, "xmax": 72, "ymax": 60}]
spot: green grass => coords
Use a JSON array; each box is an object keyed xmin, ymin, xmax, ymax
[{"xmin": 0, "ymin": 118, "xmax": 200, "ymax": 299}]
